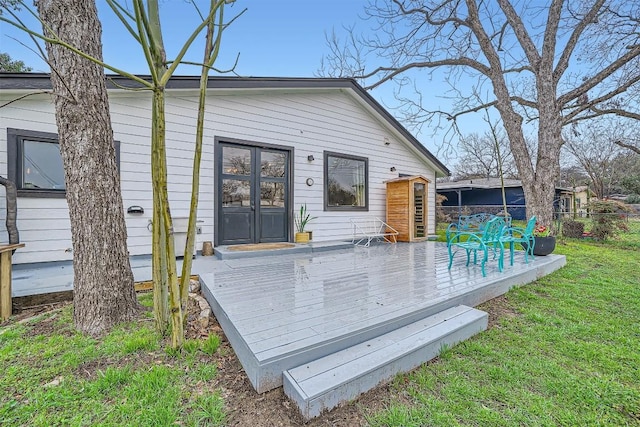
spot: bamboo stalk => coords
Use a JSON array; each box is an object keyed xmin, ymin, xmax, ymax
[
  {"xmin": 151, "ymin": 89, "xmax": 169, "ymax": 333},
  {"xmin": 180, "ymin": 0, "xmax": 226, "ymax": 321}
]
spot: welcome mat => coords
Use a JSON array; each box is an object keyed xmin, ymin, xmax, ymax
[{"xmin": 227, "ymin": 243, "xmax": 296, "ymax": 252}]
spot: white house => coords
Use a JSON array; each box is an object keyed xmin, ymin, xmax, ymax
[{"xmin": 0, "ymin": 73, "xmax": 449, "ymax": 265}]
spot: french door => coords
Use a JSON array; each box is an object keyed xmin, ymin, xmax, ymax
[{"xmin": 217, "ymin": 142, "xmax": 290, "ymax": 245}]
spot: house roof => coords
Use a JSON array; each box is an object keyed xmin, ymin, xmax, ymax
[
  {"xmin": 437, "ymin": 178, "xmax": 523, "ymax": 191},
  {"xmin": 437, "ymin": 178, "xmax": 573, "ymax": 192},
  {"xmin": 384, "ymin": 175, "xmax": 431, "ymax": 184},
  {"xmin": 574, "ymin": 185, "xmax": 596, "ymax": 195},
  {"xmin": 0, "ymin": 73, "xmax": 450, "ymax": 177}
]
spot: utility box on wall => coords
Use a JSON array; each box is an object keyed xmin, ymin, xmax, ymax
[
  {"xmin": 385, "ymin": 175, "xmax": 430, "ymax": 242},
  {"xmin": 173, "ymin": 217, "xmax": 191, "ymax": 257}
]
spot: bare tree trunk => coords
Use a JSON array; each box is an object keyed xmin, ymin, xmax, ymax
[
  {"xmin": 36, "ymin": 0, "xmax": 139, "ymax": 335},
  {"xmin": 151, "ymin": 93, "xmax": 169, "ymax": 333},
  {"xmin": 143, "ymin": 0, "xmax": 184, "ymax": 347},
  {"xmin": 0, "ymin": 177, "xmax": 19, "ymax": 244},
  {"xmin": 180, "ymin": 0, "xmax": 225, "ymax": 325}
]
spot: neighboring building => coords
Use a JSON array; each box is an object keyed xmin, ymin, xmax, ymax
[
  {"xmin": 573, "ymin": 185, "xmax": 596, "ymax": 217},
  {"xmin": 0, "ymin": 73, "xmax": 449, "ymax": 265},
  {"xmin": 437, "ymin": 178, "xmax": 573, "ymax": 220}
]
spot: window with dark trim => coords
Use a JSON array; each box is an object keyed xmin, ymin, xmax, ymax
[
  {"xmin": 324, "ymin": 151, "xmax": 368, "ymax": 211},
  {"xmin": 7, "ymin": 128, "xmax": 120, "ymax": 198}
]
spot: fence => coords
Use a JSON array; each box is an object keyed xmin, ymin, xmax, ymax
[
  {"xmin": 437, "ymin": 205, "xmax": 640, "ymax": 243},
  {"xmin": 563, "ymin": 211, "xmax": 640, "ymax": 242},
  {"xmin": 439, "ymin": 205, "xmax": 525, "ymax": 222}
]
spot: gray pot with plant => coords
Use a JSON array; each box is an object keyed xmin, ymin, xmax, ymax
[{"xmin": 522, "ymin": 223, "xmax": 556, "ymax": 256}]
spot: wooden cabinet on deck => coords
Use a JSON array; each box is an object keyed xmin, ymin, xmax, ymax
[{"xmin": 385, "ymin": 175, "xmax": 430, "ymax": 242}]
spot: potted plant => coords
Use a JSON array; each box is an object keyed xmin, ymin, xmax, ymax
[
  {"xmin": 294, "ymin": 204, "xmax": 317, "ymax": 243},
  {"xmin": 530, "ymin": 222, "xmax": 556, "ymax": 256}
]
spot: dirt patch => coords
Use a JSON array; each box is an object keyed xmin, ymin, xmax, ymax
[
  {"xmin": 185, "ymin": 295, "xmax": 375, "ymax": 426},
  {"xmin": 2, "ymin": 300, "xmax": 71, "ymax": 326},
  {"xmin": 213, "ymin": 332, "xmax": 396, "ymax": 427},
  {"xmin": 478, "ymin": 294, "xmax": 519, "ymax": 329},
  {"xmin": 22, "ymin": 314, "xmax": 71, "ymax": 338},
  {"xmin": 13, "ymin": 302, "xmax": 75, "ymax": 338},
  {"xmin": 5, "ymin": 292, "xmax": 519, "ymax": 425},
  {"xmin": 210, "ymin": 323, "xmax": 372, "ymax": 426}
]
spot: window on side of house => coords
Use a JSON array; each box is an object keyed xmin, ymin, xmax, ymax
[
  {"xmin": 324, "ymin": 151, "xmax": 368, "ymax": 211},
  {"xmin": 7, "ymin": 128, "xmax": 120, "ymax": 198}
]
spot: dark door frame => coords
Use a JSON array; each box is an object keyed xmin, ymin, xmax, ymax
[{"xmin": 214, "ymin": 136, "xmax": 294, "ymax": 246}]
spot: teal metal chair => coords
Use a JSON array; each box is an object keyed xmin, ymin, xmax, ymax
[
  {"xmin": 500, "ymin": 216, "xmax": 537, "ymax": 266},
  {"xmin": 447, "ymin": 217, "xmax": 506, "ymax": 277},
  {"xmin": 446, "ymin": 212, "xmax": 494, "ymax": 244}
]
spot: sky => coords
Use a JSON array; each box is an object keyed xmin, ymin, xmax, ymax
[
  {"xmin": 0, "ymin": 0, "xmax": 474, "ymax": 162},
  {"xmin": 1, "ymin": 1, "xmax": 367, "ymax": 75}
]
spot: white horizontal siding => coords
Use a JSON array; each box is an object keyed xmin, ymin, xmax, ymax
[
  {"xmin": 0, "ymin": 86, "xmax": 438, "ymax": 265},
  {"xmin": 193, "ymin": 90, "xmax": 436, "ymax": 242}
]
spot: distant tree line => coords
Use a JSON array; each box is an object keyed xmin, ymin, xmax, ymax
[{"xmin": 0, "ymin": 52, "xmax": 31, "ymax": 72}]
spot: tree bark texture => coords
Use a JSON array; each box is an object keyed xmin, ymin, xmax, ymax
[
  {"xmin": 36, "ymin": 0, "xmax": 139, "ymax": 335},
  {"xmin": 0, "ymin": 176, "xmax": 19, "ymax": 244},
  {"xmin": 151, "ymin": 86, "xmax": 183, "ymax": 347}
]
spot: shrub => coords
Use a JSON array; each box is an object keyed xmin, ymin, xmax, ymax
[
  {"xmin": 588, "ymin": 200, "xmax": 631, "ymax": 241},
  {"xmin": 625, "ymin": 194, "xmax": 640, "ymax": 204},
  {"xmin": 435, "ymin": 193, "xmax": 450, "ymax": 223},
  {"xmin": 562, "ymin": 220, "xmax": 585, "ymax": 238}
]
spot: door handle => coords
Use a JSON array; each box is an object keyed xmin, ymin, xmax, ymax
[{"xmin": 251, "ymin": 204, "xmax": 255, "ymax": 211}]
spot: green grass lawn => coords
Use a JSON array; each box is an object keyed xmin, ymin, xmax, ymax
[
  {"xmin": 366, "ymin": 238, "xmax": 640, "ymax": 426},
  {"xmin": 0, "ymin": 294, "xmax": 225, "ymax": 427}
]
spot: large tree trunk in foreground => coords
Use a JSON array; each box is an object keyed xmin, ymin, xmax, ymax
[{"xmin": 36, "ymin": 0, "xmax": 139, "ymax": 335}]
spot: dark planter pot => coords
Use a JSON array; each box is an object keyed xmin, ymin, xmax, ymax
[{"xmin": 524, "ymin": 236, "xmax": 556, "ymax": 256}]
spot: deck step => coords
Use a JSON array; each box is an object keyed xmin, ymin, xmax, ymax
[{"xmin": 283, "ymin": 305, "xmax": 488, "ymax": 420}]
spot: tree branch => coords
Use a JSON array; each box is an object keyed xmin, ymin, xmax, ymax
[
  {"xmin": 589, "ymin": 106, "xmax": 640, "ymax": 121},
  {"xmin": 105, "ymin": 0, "xmax": 141, "ymax": 44},
  {"xmin": 496, "ymin": 0, "xmax": 541, "ymax": 68},
  {"xmin": 511, "ymin": 96, "xmax": 537, "ymax": 109},
  {"xmin": 558, "ymin": 46, "xmax": 640, "ymax": 106},
  {"xmin": 391, "ymin": 0, "xmax": 467, "ymax": 27},
  {"xmin": 0, "ymin": 90, "xmax": 52, "ymax": 108},
  {"xmin": 612, "ymin": 138, "xmax": 640, "ymax": 155},
  {"xmin": 0, "ymin": 6, "xmax": 153, "ymax": 88},
  {"xmin": 553, "ymin": 0, "xmax": 606, "ymax": 82},
  {"xmin": 563, "ymin": 72, "xmax": 640, "ymax": 123},
  {"xmin": 540, "ymin": 0, "xmax": 564, "ymax": 74},
  {"xmin": 362, "ymin": 58, "xmax": 490, "ymax": 90},
  {"xmin": 444, "ymin": 100, "xmax": 497, "ymax": 121}
]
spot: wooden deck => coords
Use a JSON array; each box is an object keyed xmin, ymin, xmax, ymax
[{"xmin": 199, "ymin": 241, "xmax": 566, "ymax": 393}]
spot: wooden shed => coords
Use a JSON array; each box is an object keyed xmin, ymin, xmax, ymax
[{"xmin": 385, "ymin": 175, "xmax": 431, "ymax": 242}]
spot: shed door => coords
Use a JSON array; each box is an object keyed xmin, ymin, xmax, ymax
[
  {"xmin": 218, "ymin": 143, "xmax": 289, "ymax": 245},
  {"xmin": 414, "ymin": 182, "xmax": 426, "ymax": 238}
]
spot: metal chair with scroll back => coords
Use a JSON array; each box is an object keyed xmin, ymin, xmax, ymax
[
  {"xmin": 500, "ymin": 215, "xmax": 537, "ymax": 266},
  {"xmin": 447, "ymin": 216, "xmax": 507, "ymax": 277}
]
